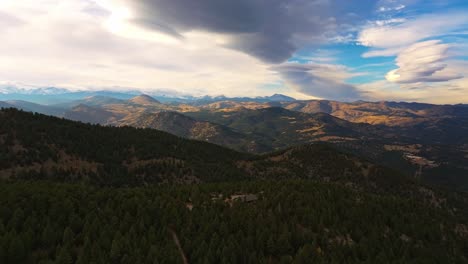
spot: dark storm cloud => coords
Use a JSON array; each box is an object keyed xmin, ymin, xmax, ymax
[
  {"xmin": 116, "ymin": 0, "xmax": 375, "ymax": 63},
  {"xmin": 271, "ymin": 63, "xmax": 362, "ymax": 101}
]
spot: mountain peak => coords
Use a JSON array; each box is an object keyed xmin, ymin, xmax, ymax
[
  {"xmin": 266, "ymin": 94, "xmax": 296, "ymax": 102},
  {"xmin": 129, "ymin": 94, "xmax": 160, "ymax": 105}
]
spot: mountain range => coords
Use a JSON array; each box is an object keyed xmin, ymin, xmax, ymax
[{"xmin": 1, "ymin": 91, "xmax": 468, "ymax": 189}]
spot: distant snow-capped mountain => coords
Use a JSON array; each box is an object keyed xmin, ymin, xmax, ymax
[
  {"xmin": 0, "ymin": 86, "xmax": 298, "ymax": 104},
  {"xmin": 0, "ymin": 86, "xmax": 71, "ymax": 95}
]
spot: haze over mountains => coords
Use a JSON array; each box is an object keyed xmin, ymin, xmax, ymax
[{"xmin": 2, "ymin": 89, "xmax": 468, "ymax": 189}]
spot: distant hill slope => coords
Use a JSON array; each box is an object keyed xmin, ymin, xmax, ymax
[
  {"xmin": 282, "ymin": 100, "xmax": 468, "ymax": 126},
  {"xmin": 187, "ymin": 99, "xmax": 468, "ymax": 126},
  {"xmin": 54, "ymin": 95, "xmax": 127, "ymax": 109},
  {"xmin": 116, "ymin": 111, "xmax": 269, "ymax": 153},
  {"xmin": 64, "ymin": 104, "xmax": 120, "ymax": 124},
  {"xmin": 0, "ymin": 102, "xmax": 14, "ymax": 108},
  {"xmin": 3, "ymin": 100, "xmax": 65, "ymax": 116},
  {"xmin": 188, "ymin": 93, "xmax": 296, "ymax": 106},
  {"xmin": 128, "ymin": 94, "xmax": 161, "ymax": 105},
  {"xmin": 186, "ymin": 107, "xmax": 384, "ymax": 150},
  {"xmin": 65, "ymin": 104, "xmax": 390, "ymax": 153}
]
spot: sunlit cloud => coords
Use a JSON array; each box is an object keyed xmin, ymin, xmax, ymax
[
  {"xmin": 385, "ymin": 40, "xmax": 462, "ymax": 83},
  {"xmin": 356, "ymin": 7, "xmax": 468, "ymax": 102}
]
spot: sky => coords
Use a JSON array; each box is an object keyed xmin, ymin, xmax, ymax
[{"xmin": 0, "ymin": 0, "xmax": 468, "ymax": 103}]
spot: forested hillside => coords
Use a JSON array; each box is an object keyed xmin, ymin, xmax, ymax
[
  {"xmin": 0, "ymin": 108, "xmax": 249, "ymax": 185},
  {"xmin": 1, "ymin": 108, "xmax": 468, "ymax": 263},
  {"xmin": 1, "ymin": 181, "xmax": 467, "ymax": 264}
]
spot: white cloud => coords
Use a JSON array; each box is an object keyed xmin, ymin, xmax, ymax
[
  {"xmin": 385, "ymin": 40, "xmax": 462, "ymax": 83},
  {"xmin": 359, "ymin": 59, "xmax": 468, "ymax": 104},
  {"xmin": 362, "ymin": 47, "xmax": 404, "ymax": 58},
  {"xmin": 358, "ymin": 12, "xmax": 468, "ymax": 53},
  {"xmin": 360, "ymin": 77, "xmax": 468, "ymax": 104},
  {"xmin": 0, "ymin": 0, "xmax": 375, "ymax": 100},
  {"xmin": 0, "ymin": 10, "xmax": 24, "ymax": 30},
  {"xmin": 0, "ymin": 0, "xmax": 281, "ymax": 97},
  {"xmin": 374, "ymin": 18, "xmax": 406, "ymax": 26},
  {"xmin": 358, "ymin": 10, "xmax": 468, "ymax": 89},
  {"xmin": 378, "ymin": 4, "xmax": 405, "ymax": 12}
]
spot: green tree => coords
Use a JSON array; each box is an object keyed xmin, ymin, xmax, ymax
[
  {"xmin": 110, "ymin": 232, "xmax": 124, "ymax": 261},
  {"xmin": 56, "ymin": 246, "xmax": 73, "ymax": 264},
  {"xmin": 62, "ymin": 227, "xmax": 74, "ymax": 246},
  {"xmin": 7, "ymin": 237, "xmax": 26, "ymax": 264}
]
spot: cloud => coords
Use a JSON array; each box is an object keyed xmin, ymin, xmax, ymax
[
  {"xmin": 374, "ymin": 18, "xmax": 406, "ymax": 26},
  {"xmin": 385, "ymin": 40, "xmax": 463, "ymax": 83},
  {"xmin": 0, "ymin": 0, "xmax": 283, "ymax": 97},
  {"xmin": 0, "ymin": 10, "xmax": 25, "ymax": 30},
  {"xmin": 102, "ymin": 0, "xmax": 374, "ymax": 63},
  {"xmin": 358, "ymin": 12, "xmax": 468, "ymax": 56},
  {"xmin": 358, "ymin": 9, "xmax": 468, "ymax": 87},
  {"xmin": 360, "ymin": 77, "xmax": 468, "ymax": 104},
  {"xmin": 0, "ymin": 0, "xmax": 379, "ymax": 100},
  {"xmin": 378, "ymin": 4, "xmax": 405, "ymax": 12},
  {"xmin": 271, "ymin": 63, "xmax": 361, "ymax": 101}
]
